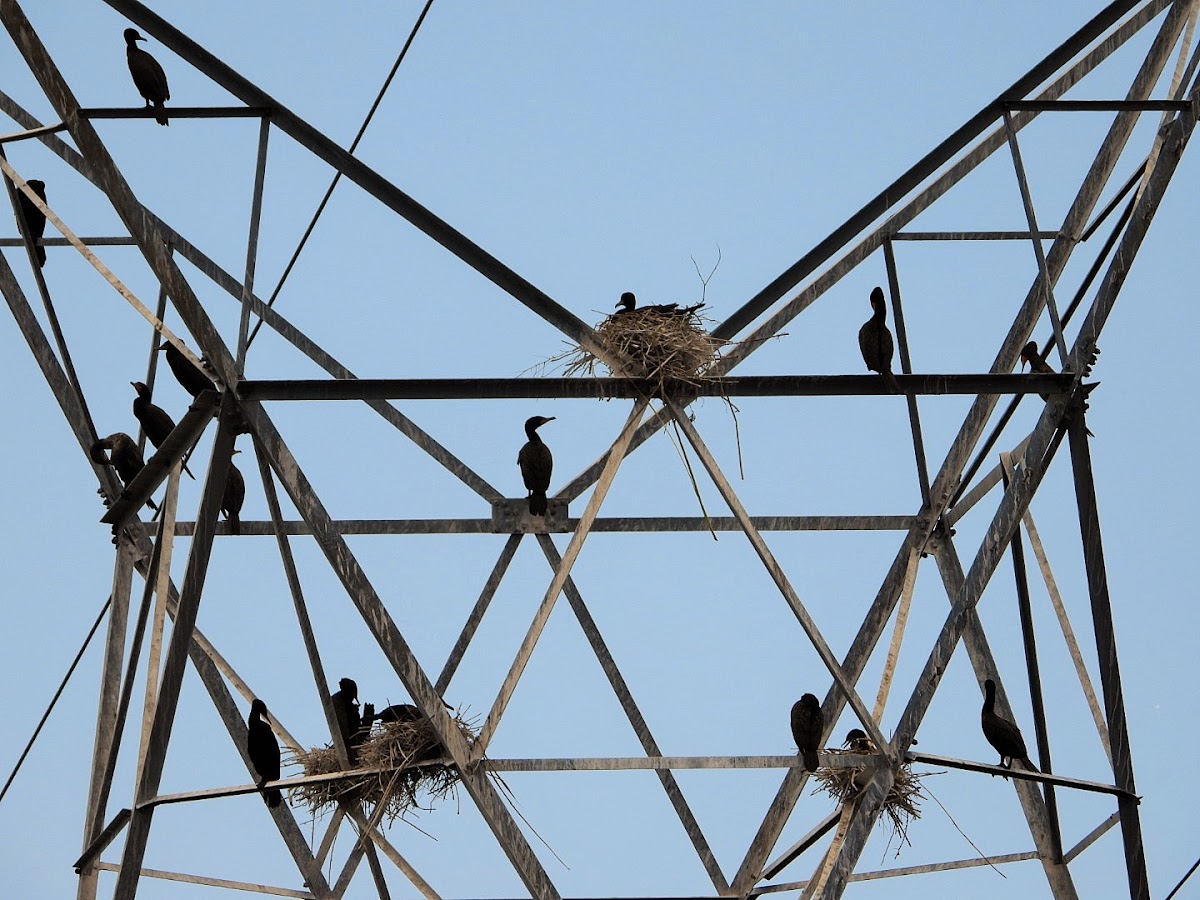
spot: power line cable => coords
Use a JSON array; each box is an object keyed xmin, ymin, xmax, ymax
[{"xmin": 245, "ymin": 0, "xmax": 436, "ymax": 351}]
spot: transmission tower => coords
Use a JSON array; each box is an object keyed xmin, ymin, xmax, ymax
[{"xmin": 2, "ymin": 0, "xmax": 1197, "ymax": 897}]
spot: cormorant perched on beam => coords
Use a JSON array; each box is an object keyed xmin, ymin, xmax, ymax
[
  {"xmin": 14, "ymin": 178, "xmax": 47, "ymax": 268},
  {"xmin": 124, "ymin": 29, "xmax": 170, "ymax": 126},
  {"xmin": 1019, "ymin": 340, "xmax": 1097, "ymax": 435},
  {"xmin": 790, "ymin": 693, "xmax": 822, "ymax": 772},
  {"xmin": 246, "ymin": 698, "xmax": 282, "ymax": 808},
  {"xmin": 981, "ymin": 678, "xmax": 1038, "ymax": 773},
  {"xmin": 131, "ymin": 381, "xmax": 194, "ymax": 478},
  {"xmin": 221, "ymin": 449, "xmax": 244, "ymax": 534},
  {"xmin": 518, "ymin": 415, "xmax": 555, "ymax": 516},
  {"xmin": 858, "ymin": 286, "xmax": 900, "ymax": 393},
  {"xmin": 613, "ymin": 291, "xmax": 704, "ymax": 317},
  {"xmin": 90, "ymin": 432, "xmax": 157, "ymax": 510},
  {"xmin": 330, "ymin": 677, "xmax": 361, "ymax": 763},
  {"xmin": 158, "ymin": 341, "xmax": 217, "ymax": 398}
]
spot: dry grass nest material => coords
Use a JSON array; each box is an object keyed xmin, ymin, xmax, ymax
[
  {"xmin": 288, "ymin": 712, "xmax": 477, "ymax": 824},
  {"xmin": 813, "ymin": 748, "xmax": 925, "ymax": 842},
  {"xmin": 559, "ymin": 306, "xmax": 725, "ymax": 388}
]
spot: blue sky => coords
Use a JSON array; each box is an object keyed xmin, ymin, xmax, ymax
[{"xmin": 2, "ymin": 2, "xmax": 1199, "ymax": 897}]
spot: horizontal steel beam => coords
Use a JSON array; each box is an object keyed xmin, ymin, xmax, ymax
[
  {"xmin": 239, "ymin": 373, "xmax": 1070, "ymax": 401},
  {"xmin": 0, "ymin": 236, "xmax": 137, "ymax": 246},
  {"xmin": 79, "ymin": 106, "xmax": 268, "ymax": 120},
  {"xmin": 892, "ymin": 231, "xmax": 1060, "ymax": 241},
  {"xmin": 907, "ymin": 751, "xmax": 1136, "ymax": 798},
  {"xmin": 169, "ymin": 515, "xmax": 917, "ymax": 536},
  {"xmin": 1002, "ymin": 99, "xmax": 1193, "ymax": 111}
]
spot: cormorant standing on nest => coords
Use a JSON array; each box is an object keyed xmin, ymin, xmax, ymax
[
  {"xmin": 90, "ymin": 432, "xmax": 157, "ymax": 510},
  {"xmin": 614, "ymin": 291, "xmax": 703, "ymax": 317},
  {"xmin": 371, "ymin": 703, "xmax": 422, "ymax": 725},
  {"xmin": 790, "ymin": 693, "xmax": 823, "ymax": 772},
  {"xmin": 15, "ymin": 179, "xmax": 47, "ymax": 268},
  {"xmin": 331, "ymin": 677, "xmax": 361, "ymax": 762},
  {"xmin": 124, "ymin": 29, "xmax": 170, "ymax": 126},
  {"xmin": 158, "ymin": 341, "xmax": 217, "ymax": 398},
  {"xmin": 131, "ymin": 381, "xmax": 194, "ymax": 478},
  {"xmin": 981, "ymin": 678, "xmax": 1038, "ymax": 773},
  {"xmin": 518, "ymin": 416, "xmax": 555, "ymax": 516},
  {"xmin": 246, "ymin": 698, "xmax": 282, "ymax": 808},
  {"xmin": 859, "ymin": 286, "xmax": 900, "ymax": 393},
  {"xmin": 222, "ymin": 450, "xmax": 244, "ymax": 534}
]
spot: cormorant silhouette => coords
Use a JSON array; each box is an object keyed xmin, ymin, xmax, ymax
[
  {"xmin": 518, "ymin": 415, "xmax": 555, "ymax": 516},
  {"xmin": 15, "ymin": 178, "xmax": 47, "ymax": 267},
  {"xmin": 790, "ymin": 693, "xmax": 823, "ymax": 772},
  {"xmin": 844, "ymin": 728, "xmax": 875, "ymax": 753},
  {"xmin": 158, "ymin": 341, "xmax": 217, "ymax": 398},
  {"xmin": 981, "ymin": 678, "xmax": 1038, "ymax": 772},
  {"xmin": 124, "ymin": 29, "xmax": 170, "ymax": 126},
  {"xmin": 90, "ymin": 432, "xmax": 157, "ymax": 510},
  {"xmin": 613, "ymin": 291, "xmax": 704, "ymax": 317},
  {"xmin": 331, "ymin": 677, "xmax": 361, "ymax": 763},
  {"xmin": 131, "ymin": 381, "xmax": 194, "ymax": 478},
  {"xmin": 222, "ymin": 450, "xmax": 244, "ymax": 535},
  {"xmin": 858, "ymin": 286, "xmax": 900, "ymax": 393},
  {"xmin": 247, "ymin": 698, "xmax": 282, "ymax": 808}
]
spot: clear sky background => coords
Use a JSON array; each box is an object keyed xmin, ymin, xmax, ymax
[{"xmin": 2, "ymin": 2, "xmax": 1198, "ymax": 898}]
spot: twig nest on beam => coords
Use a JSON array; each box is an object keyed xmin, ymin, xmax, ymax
[
  {"xmin": 289, "ymin": 710, "xmax": 477, "ymax": 824},
  {"xmin": 813, "ymin": 748, "xmax": 925, "ymax": 847},
  {"xmin": 558, "ymin": 305, "xmax": 726, "ymax": 392}
]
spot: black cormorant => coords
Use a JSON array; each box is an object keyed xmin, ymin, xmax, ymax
[
  {"xmin": 90, "ymin": 432, "xmax": 157, "ymax": 510},
  {"xmin": 158, "ymin": 341, "xmax": 217, "ymax": 398},
  {"xmin": 790, "ymin": 693, "xmax": 823, "ymax": 772},
  {"xmin": 518, "ymin": 415, "xmax": 555, "ymax": 516},
  {"xmin": 614, "ymin": 291, "xmax": 703, "ymax": 317},
  {"xmin": 246, "ymin": 698, "xmax": 282, "ymax": 808},
  {"xmin": 15, "ymin": 179, "xmax": 47, "ymax": 268},
  {"xmin": 124, "ymin": 29, "xmax": 170, "ymax": 126},
  {"xmin": 859, "ymin": 287, "xmax": 900, "ymax": 393},
  {"xmin": 222, "ymin": 450, "xmax": 244, "ymax": 535},
  {"xmin": 844, "ymin": 728, "xmax": 875, "ymax": 753},
  {"xmin": 981, "ymin": 678, "xmax": 1038, "ymax": 772},
  {"xmin": 131, "ymin": 381, "xmax": 194, "ymax": 478},
  {"xmin": 371, "ymin": 703, "xmax": 423, "ymax": 725},
  {"xmin": 331, "ymin": 677, "xmax": 361, "ymax": 762},
  {"xmin": 1020, "ymin": 340, "xmax": 1097, "ymax": 435}
]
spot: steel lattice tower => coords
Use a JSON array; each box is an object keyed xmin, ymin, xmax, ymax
[{"xmin": 2, "ymin": 1, "xmax": 1198, "ymax": 897}]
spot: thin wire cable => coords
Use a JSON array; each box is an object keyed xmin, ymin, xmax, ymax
[
  {"xmin": 1166, "ymin": 852, "xmax": 1200, "ymax": 900},
  {"xmin": 245, "ymin": 0, "xmax": 436, "ymax": 352},
  {"xmin": 0, "ymin": 594, "xmax": 112, "ymax": 806}
]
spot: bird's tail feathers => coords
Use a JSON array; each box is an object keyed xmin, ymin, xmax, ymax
[
  {"xmin": 883, "ymin": 369, "xmax": 902, "ymax": 394},
  {"xmin": 228, "ymin": 512, "xmax": 241, "ymax": 535},
  {"xmin": 1019, "ymin": 756, "xmax": 1039, "ymax": 773},
  {"xmin": 803, "ymin": 749, "xmax": 819, "ymax": 772},
  {"xmin": 154, "ymin": 101, "xmax": 169, "ymax": 126},
  {"xmin": 529, "ymin": 491, "xmax": 548, "ymax": 516}
]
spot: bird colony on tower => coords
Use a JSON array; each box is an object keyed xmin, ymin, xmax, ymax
[{"xmin": 1, "ymin": 1, "xmax": 1195, "ymax": 898}]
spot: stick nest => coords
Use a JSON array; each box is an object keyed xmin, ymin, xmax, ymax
[
  {"xmin": 557, "ymin": 306, "xmax": 725, "ymax": 390},
  {"xmin": 813, "ymin": 749, "xmax": 925, "ymax": 844},
  {"xmin": 288, "ymin": 711, "xmax": 477, "ymax": 824}
]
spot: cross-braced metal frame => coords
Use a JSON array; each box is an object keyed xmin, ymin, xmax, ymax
[{"xmin": 3, "ymin": 0, "xmax": 1198, "ymax": 896}]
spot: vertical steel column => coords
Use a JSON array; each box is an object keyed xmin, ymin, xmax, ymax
[{"xmin": 1067, "ymin": 408, "xmax": 1150, "ymax": 900}]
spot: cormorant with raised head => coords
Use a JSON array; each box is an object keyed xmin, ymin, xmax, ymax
[
  {"xmin": 222, "ymin": 450, "xmax": 244, "ymax": 535},
  {"xmin": 790, "ymin": 693, "xmax": 823, "ymax": 772},
  {"xmin": 1020, "ymin": 340, "xmax": 1097, "ymax": 435},
  {"xmin": 331, "ymin": 677, "xmax": 361, "ymax": 763},
  {"xmin": 981, "ymin": 678, "xmax": 1038, "ymax": 772},
  {"xmin": 246, "ymin": 698, "xmax": 282, "ymax": 808},
  {"xmin": 90, "ymin": 432, "xmax": 157, "ymax": 510},
  {"xmin": 518, "ymin": 416, "xmax": 555, "ymax": 516},
  {"xmin": 131, "ymin": 381, "xmax": 194, "ymax": 478},
  {"xmin": 124, "ymin": 29, "xmax": 170, "ymax": 126},
  {"xmin": 14, "ymin": 179, "xmax": 47, "ymax": 268},
  {"xmin": 859, "ymin": 286, "xmax": 900, "ymax": 393},
  {"xmin": 158, "ymin": 340, "xmax": 217, "ymax": 398}
]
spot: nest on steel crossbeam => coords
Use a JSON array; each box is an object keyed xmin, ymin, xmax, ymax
[
  {"xmin": 288, "ymin": 711, "xmax": 477, "ymax": 824},
  {"xmin": 812, "ymin": 748, "xmax": 926, "ymax": 849},
  {"xmin": 556, "ymin": 303, "xmax": 727, "ymax": 395}
]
